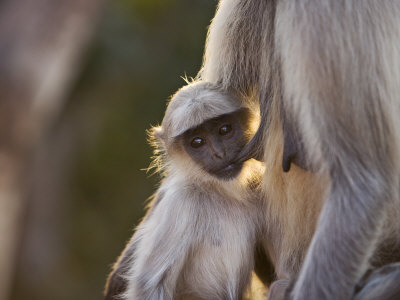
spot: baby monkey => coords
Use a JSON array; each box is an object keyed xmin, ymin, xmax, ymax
[{"xmin": 105, "ymin": 81, "xmax": 271, "ymax": 300}]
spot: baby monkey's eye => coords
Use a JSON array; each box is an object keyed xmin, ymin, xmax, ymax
[
  {"xmin": 219, "ymin": 124, "xmax": 232, "ymax": 136},
  {"xmin": 191, "ymin": 137, "xmax": 205, "ymax": 148}
]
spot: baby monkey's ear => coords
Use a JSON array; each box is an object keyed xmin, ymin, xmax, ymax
[
  {"xmin": 152, "ymin": 126, "xmax": 165, "ymax": 141},
  {"xmin": 148, "ymin": 126, "xmax": 167, "ymax": 150}
]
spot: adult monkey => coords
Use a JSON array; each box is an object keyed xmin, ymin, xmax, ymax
[{"xmin": 199, "ymin": 1, "xmax": 400, "ymax": 300}]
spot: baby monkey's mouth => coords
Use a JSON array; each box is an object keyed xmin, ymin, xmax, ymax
[{"xmin": 213, "ymin": 162, "xmax": 243, "ymax": 180}]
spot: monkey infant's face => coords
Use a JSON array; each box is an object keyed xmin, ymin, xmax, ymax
[{"xmin": 181, "ymin": 109, "xmax": 250, "ymax": 180}]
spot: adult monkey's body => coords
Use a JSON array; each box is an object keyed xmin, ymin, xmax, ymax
[{"xmin": 200, "ymin": 1, "xmax": 400, "ymax": 299}]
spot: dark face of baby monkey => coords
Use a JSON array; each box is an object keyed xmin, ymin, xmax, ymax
[{"xmin": 180, "ymin": 108, "xmax": 251, "ymax": 180}]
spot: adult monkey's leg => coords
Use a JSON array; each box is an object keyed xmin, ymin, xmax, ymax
[{"xmin": 276, "ymin": 2, "xmax": 400, "ymax": 299}]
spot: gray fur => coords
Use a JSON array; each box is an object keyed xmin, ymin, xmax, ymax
[
  {"xmin": 354, "ymin": 263, "xmax": 400, "ymax": 300},
  {"xmin": 200, "ymin": 1, "xmax": 400, "ymax": 299}
]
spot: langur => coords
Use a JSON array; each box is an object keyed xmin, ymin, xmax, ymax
[
  {"xmin": 105, "ymin": 81, "xmax": 274, "ymax": 300},
  {"xmin": 199, "ymin": 1, "xmax": 400, "ymax": 299}
]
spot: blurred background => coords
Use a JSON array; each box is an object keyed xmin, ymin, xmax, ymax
[{"xmin": 0, "ymin": 0, "xmax": 217, "ymax": 299}]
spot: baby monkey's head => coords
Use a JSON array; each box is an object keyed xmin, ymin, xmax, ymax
[{"xmin": 150, "ymin": 81, "xmax": 258, "ymax": 181}]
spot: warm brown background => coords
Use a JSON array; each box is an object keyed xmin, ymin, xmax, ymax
[{"xmin": 10, "ymin": 1, "xmax": 216, "ymax": 299}]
